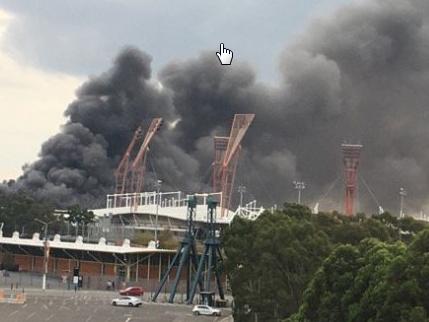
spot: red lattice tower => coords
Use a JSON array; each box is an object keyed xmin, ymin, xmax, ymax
[
  {"xmin": 213, "ymin": 114, "xmax": 255, "ymax": 216},
  {"xmin": 341, "ymin": 143, "xmax": 362, "ymax": 216}
]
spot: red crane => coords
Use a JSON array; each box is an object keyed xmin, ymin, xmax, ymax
[
  {"xmin": 213, "ymin": 114, "xmax": 255, "ymax": 216},
  {"xmin": 113, "ymin": 118, "xmax": 163, "ymax": 208},
  {"xmin": 114, "ymin": 126, "xmax": 143, "ymax": 196},
  {"xmin": 130, "ymin": 118, "xmax": 163, "ymax": 194}
]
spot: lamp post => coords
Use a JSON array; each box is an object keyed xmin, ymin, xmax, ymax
[
  {"xmin": 154, "ymin": 180, "xmax": 162, "ymax": 245},
  {"xmin": 399, "ymin": 187, "xmax": 407, "ymax": 218},
  {"xmin": 293, "ymin": 181, "xmax": 306, "ymax": 204},
  {"xmin": 35, "ymin": 218, "xmax": 56, "ymax": 290},
  {"xmin": 238, "ymin": 185, "xmax": 246, "ymax": 208}
]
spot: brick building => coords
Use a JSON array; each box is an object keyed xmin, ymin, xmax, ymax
[{"xmin": 0, "ymin": 230, "xmax": 180, "ymax": 286}]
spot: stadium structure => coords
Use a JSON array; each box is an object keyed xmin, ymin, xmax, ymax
[{"xmin": 91, "ymin": 114, "xmax": 264, "ymax": 235}]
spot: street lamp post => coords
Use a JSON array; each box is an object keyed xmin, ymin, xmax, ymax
[
  {"xmin": 399, "ymin": 187, "xmax": 407, "ymax": 218},
  {"xmin": 35, "ymin": 218, "xmax": 56, "ymax": 291},
  {"xmin": 154, "ymin": 180, "xmax": 162, "ymax": 246},
  {"xmin": 293, "ymin": 181, "xmax": 306, "ymax": 204},
  {"xmin": 238, "ymin": 185, "xmax": 246, "ymax": 208}
]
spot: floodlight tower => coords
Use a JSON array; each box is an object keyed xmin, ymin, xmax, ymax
[
  {"xmin": 187, "ymin": 197, "xmax": 225, "ymax": 305},
  {"xmin": 152, "ymin": 195, "xmax": 202, "ymax": 303},
  {"xmin": 293, "ymin": 181, "xmax": 305, "ymax": 204},
  {"xmin": 212, "ymin": 114, "xmax": 255, "ymax": 216},
  {"xmin": 341, "ymin": 143, "xmax": 363, "ymax": 216}
]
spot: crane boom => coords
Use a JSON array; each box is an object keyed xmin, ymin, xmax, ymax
[
  {"xmin": 114, "ymin": 126, "xmax": 143, "ymax": 195},
  {"xmin": 130, "ymin": 117, "xmax": 163, "ymax": 194},
  {"xmin": 213, "ymin": 114, "xmax": 255, "ymax": 216},
  {"xmin": 113, "ymin": 118, "xmax": 163, "ymax": 208}
]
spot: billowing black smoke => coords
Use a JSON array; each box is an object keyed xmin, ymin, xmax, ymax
[
  {"xmin": 14, "ymin": 49, "xmax": 176, "ymax": 207},
  {"xmin": 8, "ymin": 0, "xmax": 429, "ymax": 214}
]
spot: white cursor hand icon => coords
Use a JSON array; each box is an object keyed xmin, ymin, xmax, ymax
[{"xmin": 216, "ymin": 43, "xmax": 233, "ymax": 65}]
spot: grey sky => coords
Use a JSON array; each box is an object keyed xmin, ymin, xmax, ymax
[
  {"xmin": 0, "ymin": 0, "xmax": 351, "ymax": 82},
  {"xmin": 4, "ymin": 0, "xmax": 429, "ymax": 215}
]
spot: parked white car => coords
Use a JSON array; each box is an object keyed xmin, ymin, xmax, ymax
[
  {"xmin": 192, "ymin": 305, "xmax": 221, "ymax": 316},
  {"xmin": 111, "ymin": 296, "xmax": 142, "ymax": 307}
]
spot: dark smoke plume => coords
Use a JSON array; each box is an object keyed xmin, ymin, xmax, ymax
[{"xmin": 7, "ymin": 0, "xmax": 429, "ymax": 214}]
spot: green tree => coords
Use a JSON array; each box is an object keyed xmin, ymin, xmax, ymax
[
  {"xmin": 224, "ymin": 206, "xmax": 331, "ymax": 322},
  {"xmin": 224, "ymin": 203, "xmax": 428, "ymax": 322},
  {"xmin": 288, "ymin": 230, "xmax": 429, "ymax": 322},
  {"xmin": 0, "ymin": 190, "xmax": 55, "ymax": 236},
  {"xmin": 288, "ymin": 239, "xmax": 406, "ymax": 322},
  {"xmin": 377, "ymin": 230, "xmax": 429, "ymax": 322}
]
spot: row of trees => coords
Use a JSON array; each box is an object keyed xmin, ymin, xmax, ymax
[
  {"xmin": 223, "ymin": 203, "xmax": 429, "ymax": 322},
  {"xmin": 0, "ymin": 190, "xmax": 94, "ymax": 237},
  {"xmin": 0, "ymin": 189, "xmax": 55, "ymax": 236}
]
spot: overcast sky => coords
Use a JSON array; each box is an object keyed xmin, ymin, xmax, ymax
[{"xmin": 0, "ymin": 0, "xmax": 350, "ymax": 180}]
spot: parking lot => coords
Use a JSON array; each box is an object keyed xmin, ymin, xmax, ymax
[{"xmin": 0, "ymin": 290, "xmax": 232, "ymax": 322}]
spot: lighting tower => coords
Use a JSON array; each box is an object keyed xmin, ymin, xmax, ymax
[
  {"xmin": 187, "ymin": 197, "xmax": 225, "ymax": 305},
  {"xmin": 341, "ymin": 143, "xmax": 363, "ymax": 216},
  {"xmin": 212, "ymin": 114, "xmax": 255, "ymax": 216},
  {"xmin": 293, "ymin": 181, "xmax": 306, "ymax": 204},
  {"xmin": 152, "ymin": 196, "xmax": 202, "ymax": 303},
  {"xmin": 399, "ymin": 187, "xmax": 407, "ymax": 218}
]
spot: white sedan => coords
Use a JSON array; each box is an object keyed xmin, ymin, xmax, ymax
[
  {"xmin": 111, "ymin": 296, "xmax": 142, "ymax": 307},
  {"xmin": 192, "ymin": 305, "xmax": 221, "ymax": 316}
]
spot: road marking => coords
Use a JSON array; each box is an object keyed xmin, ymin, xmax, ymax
[
  {"xmin": 8, "ymin": 310, "xmax": 18, "ymax": 317},
  {"xmin": 125, "ymin": 318, "xmax": 131, "ymax": 322},
  {"xmin": 46, "ymin": 314, "xmax": 54, "ymax": 321},
  {"xmin": 85, "ymin": 316, "xmax": 92, "ymax": 322},
  {"xmin": 26, "ymin": 312, "xmax": 36, "ymax": 320}
]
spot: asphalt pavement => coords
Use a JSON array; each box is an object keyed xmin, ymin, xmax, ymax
[{"xmin": 0, "ymin": 289, "xmax": 233, "ymax": 322}]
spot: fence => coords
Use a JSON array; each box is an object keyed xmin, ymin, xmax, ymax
[{"xmin": 0, "ymin": 270, "xmax": 230, "ymax": 304}]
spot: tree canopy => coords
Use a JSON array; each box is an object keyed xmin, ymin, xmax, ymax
[
  {"xmin": 288, "ymin": 230, "xmax": 429, "ymax": 322},
  {"xmin": 0, "ymin": 189, "xmax": 55, "ymax": 236},
  {"xmin": 223, "ymin": 203, "xmax": 428, "ymax": 322}
]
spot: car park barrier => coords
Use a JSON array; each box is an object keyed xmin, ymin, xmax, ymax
[{"xmin": 0, "ymin": 289, "xmax": 26, "ymax": 304}]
